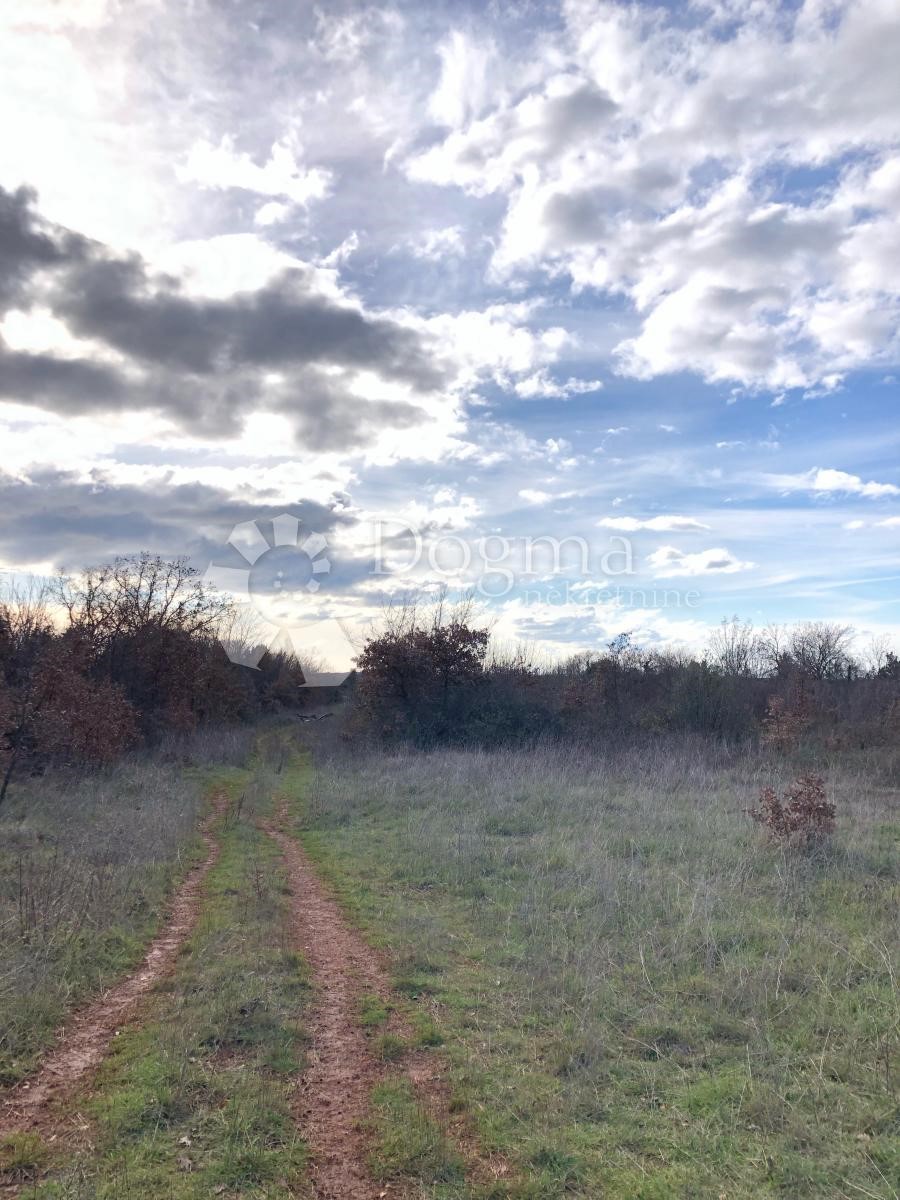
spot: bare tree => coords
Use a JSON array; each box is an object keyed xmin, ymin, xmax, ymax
[
  {"xmin": 707, "ymin": 617, "xmax": 763, "ymax": 677},
  {"xmin": 57, "ymin": 553, "xmax": 231, "ymax": 650},
  {"xmin": 861, "ymin": 634, "xmax": 894, "ymax": 678},
  {"xmin": 787, "ymin": 621, "xmax": 855, "ymax": 679}
]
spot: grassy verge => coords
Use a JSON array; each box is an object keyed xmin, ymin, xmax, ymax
[
  {"xmin": 367, "ymin": 1076, "xmax": 468, "ymax": 1196},
  {"xmin": 290, "ymin": 736, "xmax": 900, "ymax": 1200},
  {"xmin": 22, "ymin": 761, "xmax": 312, "ymax": 1199},
  {"xmin": 0, "ymin": 756, "xmax": 210, "ymax": 1087}
]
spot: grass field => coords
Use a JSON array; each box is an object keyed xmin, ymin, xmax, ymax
[
  {"xmin": 3, "ymin": 743, "xmax": 314, "ymax": 1198},
  {"xmin": 294, "ymin": 731, "xmax": 900, "ymax": 1199},
  {"xmin": 2, "ymin": 725, "xmax": 898, "ymax": 1198},
  {"xmin": 0, "ymin": 753, "xmax": 204, "ymax": 1088}
]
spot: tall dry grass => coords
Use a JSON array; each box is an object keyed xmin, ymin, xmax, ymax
[
  {"xmin": 301, "ymin": 730, "xmax": 900, "ymax": 1196},
  {"xmin": 0, "ymin": 725, "xmax": 256, "ymax": 1085}
]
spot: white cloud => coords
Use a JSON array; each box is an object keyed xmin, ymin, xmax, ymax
[
  {"xmin": 598, "ymin": 515, "xmax": 711, "ymax": 532},
  {"xmin": 254, "ymin": 200, "xmax": 291, "ymax": 226},
  {"xmin": 408, "ymin": 302, "xmax": 573, "ymax": 395},
  {"xmin": 154, "ymin": 234, "xmax": 309, "ymax": 298},
  {"xmin": 399, "ymin": 490, "xmax": 481, "ymax": 531},
  {"xmin": 408, "ymin": 2, "xmax": 900, "ymax": 390},
  {"xmin": 518, "ymin": 489, "xmax": 553, "ymax": 505},
  {"xmin": 428, "ymin": 32, "xmax": 495, "ymax": 129},
  {"xmin": 178, "ymin": 137, "xmax": 331, "ymax": 205},
  {"xmin": 513, "ymin": 370, "xmax": 603, "ymax": 399},
  {"xmin": 647, "ymin": 545, "xmax": 755, "ymax": 577},
  {"xmin": 409, "ymin": 225, "xmax": 465, "ymax": 261},
  {"xmin": 321, "ymin": 232, "xmax": 361, "ymax": 268},
  {"xmin": 771, "ymin": 467, "xmax": 900, "ymax": 499}
]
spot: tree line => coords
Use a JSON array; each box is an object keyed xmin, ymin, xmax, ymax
[
  {"xmin": 4, "ymin": 556, "xmax": 899, "ymax": 798},
  {"xmin": 0, "ymin": 554, "xmax": 307, "ymax": 803},
  {"xmin": 352, "ymin": 601, "xmax": 900, "ymax": 749}
]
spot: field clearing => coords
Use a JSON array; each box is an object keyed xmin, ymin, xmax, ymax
[
  {"xmin": 296, "ymin": 732, "xmax": 900, "ymax": 1199},
  {"xmin": 2, "ymin": 725, "xmax": 897, "ymax": 1199},
  {"xmin": 2, "ymin": 747, "xmax": 313, "ymax": 1197},
  {"xmin": 0, "ymin": 729, "xmax": 256, "ymax": 1090}
]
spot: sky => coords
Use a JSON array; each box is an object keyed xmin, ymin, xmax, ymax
[{"xmin": 1, "ymin": 0, "xmax": 899, "ymax": 665}]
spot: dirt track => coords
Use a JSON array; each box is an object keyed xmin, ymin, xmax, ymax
[
  {"xmin": 264, "ymin": 805, "xmax": 400, "ymax": 1199},
  {"xmin": 0, "ymin": 792, "xmax": 226, "ymax": 1140}
]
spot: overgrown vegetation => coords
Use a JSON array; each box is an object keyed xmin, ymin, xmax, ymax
[
  {"xmin": 350, "ymin": 606, "xmax": 900, "ymax": 750},
  {"xmin": 0, "ymin": 558, "xmax": 312, "ymax": 801},
  {"xmin": 4, "ymin": 572, "xmax": 900, "ymax": 1197},
  {"xmin": 297, "ymin": 729, "xmax": 900, "ymax": 1198},
  {"xmin": 23, "ymin": 751, "xmax": 312, "ymax": 1198},
  {"xmin": 0, "ymin": 728, "xmax": 253, "ymax": 1085}
]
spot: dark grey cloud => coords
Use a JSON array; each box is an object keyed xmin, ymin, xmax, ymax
[
  {"xmin": 543, "ymin": 186, "xmax": 623, "ymax": 245},
  {"xmin": 0, "ymin": 185, "xmax": 89, "ymax": 311},
  {"xmin": 0, "ymin": 466, "xmax": 354, "ymax": 575},
  {"xmin": 54, "ymin": 256, "xmax": 441, "ymax": 388},
  {"xmin": 0, "ymin": 186, "xmax": 445, "ymax": 448},
  {"xmin": 269, "ymin": 367, "xmax": 426, "ymax": 452},
  {"xmin": 0, "ymin": 350, "xmax": 126, "ymax": 413}
]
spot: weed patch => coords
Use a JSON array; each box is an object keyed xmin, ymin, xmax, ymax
[
  {"xmin": 27, "ymin": 761, "xmax": 311, "ymax": 1198},
  {"xmin": 295, "ymin": 737, "xmax": 900, "ymax": 1199},
  {"xmin": 368, "ymin": 1077, "xmax": 465, "ymax": 1187}
]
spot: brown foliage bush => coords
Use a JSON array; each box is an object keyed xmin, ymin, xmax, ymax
[
  {"xmin": 749, "ymin": 773, "xmax": 836, "ymax": 844},
  {"xmin": 760, "ymin": 689, "xmax": 811, "ymax": 750}
]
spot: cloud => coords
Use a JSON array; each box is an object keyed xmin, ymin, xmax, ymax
[
  {"xmin": 427, "ymin": 32, "xmax": 495, "ymax": 130},
  {"xmin": 0, "ymin": 184, "xmax": 88, "ymax": 309},
  {"xmin": 408, "ymin": 225, "xmax": 465, "ymax": 261},
  {"xmin": 647, "ymin": 545, "xmax": 755, "ymax": 577},
  {"xmin": 177, "ymin": 137, "xmax": 331, "ymax": 205},
  {"xmin": 513, "ymin": 370, "xmax": 603, "ymax": 399},
  {"xmin": 518, "ymin": 488, "xmax": 553, "ymax": 505},
  {"xmin": 808, "ymin": 468, "xmax": 900, "ymax": 499},
  {"xmin": 0, "ymin": 185, "xmax": 449, "ymax": 450},
  {"xmin": 598, "ymin": 515, "xmax": 711, "ymax": 532},
  {"xmin": 0, "ymin": 465, "xmax": 350, "ymax": 574},
  {"xmin": 254, "ymin": 201, "xmax": 291, "ymax": 227},
  {"xmin": 408, "ymin": 2, "xmax": 900, "ymax": 390},
  {"xmin": 771, "ymin": 467, "xmax": 900, "ymax": 499}
]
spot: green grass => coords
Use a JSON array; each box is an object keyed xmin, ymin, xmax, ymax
[
  {"xmin": 359, "ymin": 991, "xmax": 391, "ymax": 1028},
  {"xmin": 368, "ymin": 1076, "xmax": 465, "ymax": 1190},
  {"xmin": 291, "ymin": 737, "xmax": 900, "ymax": 1199},
  {"xmin": 0, "ymin": 757, "xmax": 208, "ymax": 1086},
  {"xmin": 0, "ymin": 1131, "xmax": 51, "ymax": 1181},
  {"xmin": 28, "ymin": 760, "xmax": 313, "ymax": 1199}
]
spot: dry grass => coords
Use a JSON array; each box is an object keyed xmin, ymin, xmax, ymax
[
  {"xmin": 297, "ymin": 730, "xmax": 900, "ymax": 1198},
  {"xmin": 0, "ymin": 726, "xmax": 256, "ymax": 1085}
]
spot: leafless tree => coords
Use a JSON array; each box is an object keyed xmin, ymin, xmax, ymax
[{"xmin": 707, "ymin": 617, "xmax": 764, "ymax": 677}]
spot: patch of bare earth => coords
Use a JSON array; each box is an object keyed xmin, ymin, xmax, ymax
[
  {"xmin": 0, "ymin": 791, "xmax": 227, "ymax": 1144},
  {"xmin": 264, "ymin": 802, "xmax": 507, "ymax": 1200}
]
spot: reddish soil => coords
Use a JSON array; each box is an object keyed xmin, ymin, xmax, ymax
[
  {"xmin": 0, "ymin": 792, "xmax": 227, "ymax": 1140},
  {"xmin": 264, "ymin": 808, "xmax": 397, "ymax": 1199},
  {"xmin": 264, "ymin": 803, "xmax": 508, "ymax": 1200}
]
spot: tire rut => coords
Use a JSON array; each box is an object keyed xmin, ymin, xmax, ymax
[
  {"xmin": 263, "ymin": 807, "xmax": 396, "ymax": 1200},
  {"xmin": 0, "ymin": 791, "xmax": 228, "ymax": 1142},
  {"xmin": 264, "ymin": 801, "xmax": 506, "ymax": 1200}
]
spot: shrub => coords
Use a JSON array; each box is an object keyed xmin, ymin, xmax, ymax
[
  {"xmin": 749, "ymin": 773, "xmax": 835, "ymax": 844},
  {"xmin": 760, "ymin": 690, "xmax": 811, "ymax": 750}
]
